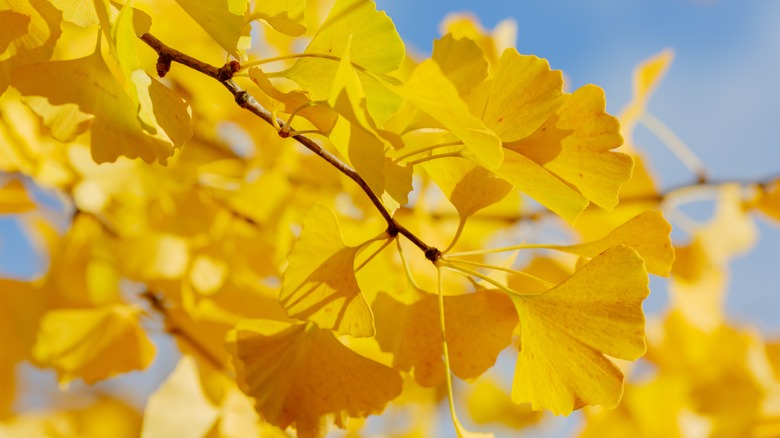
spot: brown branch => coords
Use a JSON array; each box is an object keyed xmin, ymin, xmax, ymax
[{"xmin": 139, "ymin": 33, "xmax": 440, "ymax": 261}]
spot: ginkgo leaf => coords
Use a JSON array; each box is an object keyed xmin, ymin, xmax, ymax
[
  {"xmin": 11, "ymin": 52, "xmax": 191, "ymax": 164},
  {"xmin": 480, "ymin": 49, "xmax": 564, "ymax": 143},
  {"xmin": 505, "ymin": 84, "xmax": 632, "ymax": 211},
  {"xmin": 283, "ymin": 0, "xmax": 404, "ymax": 123},
  {"xmin": 326, "ymin": 45, "xmax": 387, "ymax": 200},
  {"xmin": 439, "ymin": 14, "xmax": 517, "ymax": 67},
  {"xmin": 324, "ymin": 45, "xmax": 411, "ymax": 208},
  {"xmin": 373, "ymin": 290, "xmax": 517, "ymax": 386},
  {"xmin": 1, "ymin": 0, "xmax": 62, "ymax": 94},
  {"xmin": 32, "ymin": 304, "xmax": 155, "ymax": 385},
  {"xmin": 494, "ymin": 149, "xmax": 588, "ymax": 223},
  {"xmin": 620, "ymin": 48, "xmax": 675, "ymax": 137},
  {"xmin": 280, "ymin": 204, "xmax": 374, "ymax": 337},
  {"xmin": 466, "ymin": 379, "xmax": 543, "ymax": 429},
  {"xmin": 432, "ymin": 34, "xmax": 489, "ymax": 99},
  {"xmin": 141, "ymin": 356, "xmax": 220, "ymax": 438},
  {"xmin": 669, "ymin": 184, "xmax": 757, "ymax": 331},
  {"xmin": 173, "ymin": 0, "xmax": 249, "ymax": 59},
  {"xmin": 422, "ymin": 154, "xmax": 512, "ymax": 219},
  {"xmin": 559, "ymin": 211, "xmax": 674, "ymax": 276},
  {"xmin": 394, "ymin": 60, "xmax": 503, "ymax": 169},
  {"xmin": 756, "ymin": 179, "xmax": 780, "ymax": 222},
  {"xmin": 111, "ymin": 3, "xmax": 156, "ymax": 123},
  {"xmin": 0, "ymin": 10, "xmax": 28, "ymax": 54},
  {"xmin": 47, "ymin": 0, "xmax": 98, "ymax": 27},
  {"xmin": 248, "ymin": 67, "xmax": 337, "ymax": 132},
  {"xmin": 0, "ymin": 178, "xmax": 35, "ymax": 214},
  {"xmin": 249, "ymin": 0, "xmax": 306, "ymax": 36},
  {"xmin": 228, "ymin": 319, "xmax": 403, "ymax": 436},
  {"xmin": 510, "ymin": 245, "xmax": 649, "ymax": 415}
]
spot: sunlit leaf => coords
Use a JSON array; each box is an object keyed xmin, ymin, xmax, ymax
[
  {"xmin": 1, "ymin": 0, "xmax": 62, "ymax": 93},
  {"xmin": 394, "ymin": 60, "xmax": 503, "ymax": 169},
  {"xmin": 32, "ymin": 304, "xmax": 155, "ymax": 385},
  {"xmin": 511, "ymin": 246, "xmax": 649, "ymax": 414},
  {"xmin": 374, "ymin": 290, "xmax": 517, "ymax": 386},
  {"xmin": 431, "ymin": 34, "xmax": 489, "ymax": 99},
  {"xmin": 283, "ymin": 0, "xmax": 404, "ymax": 123},
  {"xmin": 228, "ymin": 319, "xmax": 403, "ymax": 436},
  {"xmin": 173, "ymin": 0, "xmax": 249, "ymax": 59},
  {"xmin": 280, "ymin": 204, "xmax": 374, "ymax": 337},
  {"xmin": 250, "ymin": 0, "xmax": 306, "ymax": 36},
  {"xmin": 141, "ymin": 356, "xmax": 220, "ymax": 438},
  {"xmin": 505, "ymin": 84, "xmax": 632, "ymax": 211},
  {"xmin": 12, "ymin": 52, "xmax": 191, "ymax": 164},
  {"xmin": 480, "ymin": 49, "xmax": 564, "ymax": 143},
  {"xmin": 561, "ymin": 211, "xmax": 674, "ymax": 276},
  {"xmin": 423, "ymin": 154, "xmax": 512, "ymax": 219}
]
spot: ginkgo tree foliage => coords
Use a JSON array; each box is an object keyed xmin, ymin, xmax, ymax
[{"xmin": 1, "ymin": 0, "xmax": 779, "ymax": 437}]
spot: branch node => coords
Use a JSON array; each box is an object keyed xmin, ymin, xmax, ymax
[
  {"xmin": 234, "ymin": 90, "xmax": 250, "ymax": 106},
  {"xmin": 386, "ymin": 224, "xmax": 399, "ymax": 237},
  {"xmin": 218, "ymin": 62, "xmax": 239, "ymax": 81},
  {"xmin": 156, "ymin": 53, "xmax": 171, "ymax": 77},
  {"xmin": 425, "ymin": 247, "xmax": 442, "ymax": 262}
]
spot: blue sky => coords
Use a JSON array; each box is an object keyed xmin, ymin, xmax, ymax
[{"xmin": 376, "ymin": 0, "xmax": 780, "ymax": 334}]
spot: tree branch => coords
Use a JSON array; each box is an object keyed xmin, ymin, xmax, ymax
[{"xmin": 139, "ymin": 33, "xmax": 440, "ymax": 261}]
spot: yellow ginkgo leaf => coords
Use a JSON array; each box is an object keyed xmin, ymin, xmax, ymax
[
  {"xmin": 0, "ymin": 10, "xmax": 28, "ymax": 55},
  {"xmin": 422, "ymin": 153, "xmax": 512, "ymax": 219},
  {"xmin": 106, "ymin": 1, "xmax": 158, "ymax": 132},
  {"xmin": 373, "ymin": 290, "xmax": 517, "ymax": 387},
  {"xmin": 280, "ymin": 204, "xmax": 374, "ymax": 337},
  {"xmin": 1, "ymin": 0, "xmax": 61, "ymax": 94},
  {"xmin": 394, "ymin": 60, "xmax": 503, "ymax": 169},
  {"xmin": 431, "ymin": 33, "xmax": 489, "ymax": 99},
  {"xmin": 620, "ymin": 48, "xmax": 675, "ymax": 139},
  {"xmin": 228, "ymin": 319, "xmax": 403, "ymax": 437},
  {"xmin": 439, "ymin": 14, "xmax": 517, "ymax": 68},
  {"xmin": 560, "ymin": 211, "xmax": 674, "ymax": 276},
  {"xmin": 756, "ymin": 179, "xmax": 780, "ymax": 222},
  {"xmin": 173, "ymin": 0, "xmax": 249, "ymax": 59},
  {"xmin": 494, "ymin": 149, "xmax": 588, "ymax": 223},
  {"xmin": 248, "ymin": 67, "xmax": 337, "ymax": 132},
  {"xmin": 32, "ymin": 304, "xmax": 156, "ymax": 385},
  {"xmin": 669, "ymin": 184, "xmax": 757, "ymax": 331},
  {"xmin": 0, "ymin": 178, "xmax": 35, "ymax": 214},
  {"xmin": 141, "ymin": 356, "xmax": 220, "ymax": 438},
  {"xmin": 11, "ymin": 52, "xmax": 191, "ymax": 164},
  {"xmin": 47, "ymin": 0, "xmax": 99, "ymax": 27},
  {"xmin": 326, "ymin": 46, "xmax": 388, "ymax": 201},
  {"xmin": 249, "ymin": 0, "xmax": 306, "ymax": 36},
  {"xmin": 466, "ymin": 378, "xmax": 543, "ymax": 429},
  {"xmin": 511, "ymin": 245, "xmax": 649, "ymax": 415},
  {"xmin": 283, "ymin": 0, "xmax": 404, "ymax": 124},
  {"xmin": 506, "ymin": 84, "xmax": 632, "ymax": 211},
  {"xmin": 480, "ymin": 49, "xmax": 564, "ymax": 143}
]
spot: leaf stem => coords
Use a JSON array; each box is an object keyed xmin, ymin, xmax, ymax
[
  {"xmin": 397, "ymin": 238, "xmax": 425, "ymax": 292},
  {"xmin": 641, "ymin": 111, "xmax": 707, "ymax": 182},
  {"xmin": 355, "ymin": 237, "xmax": 394, "ymax": 272},
  {"xmin": 393, "ymin": 141, "xmax": 463, "ymax": 163},
  {"xmin": 442, "ymin": 217, "xmax": 466, "ymax": 254},
  {"xmin": 241, "ymin": 53, "xmax": 371, "ymax": 75},
  {"xmin": 406, "ymin": 151, "xmax": 465, "ymax": 166},
  {"xmin": 443, "ymin": 257, "xmax": 556, "ymax": 289}
]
